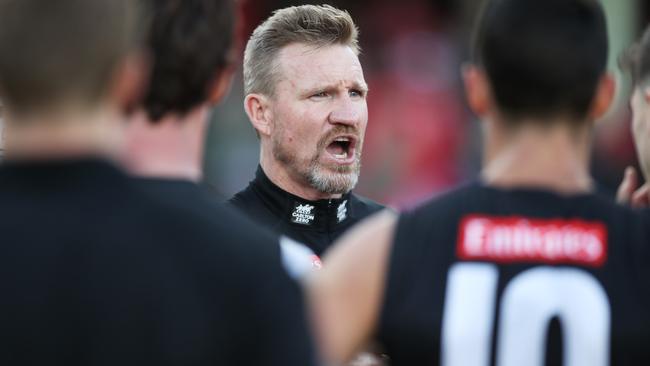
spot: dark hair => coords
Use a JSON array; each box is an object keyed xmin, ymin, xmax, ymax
[
  {"xmin": 141, "ymin": 0, "xmax": 235, "ymax": 122},
  {"xmin": 472, "ymin": 0, "xmax": 608, "ymax": 121},
  {"xmin": 619, "ymin": 26, "xmax": 650, "ymax": 87},
  {"xmin": 0, "ymin": 0, "xmax": 142, "ymax": 115}
]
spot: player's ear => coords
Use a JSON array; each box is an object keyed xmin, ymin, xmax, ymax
[
  {"xmin": 108, "ymin": 50, "xmax": 150, "ymax": 115},
  {"xmin": 206, "ymin": 65, "xmax": 235, "ymax": 106},
  {"xmin": 244, "ymin": 93, "xmax": 273, "ymax": 137},
  {"xmin": 462, "ymin": 63, "xmax": 492, "ymax": 118},
  {"xmin": 589, "ymin": 73, "xmax": 616, "ymax": 120}
]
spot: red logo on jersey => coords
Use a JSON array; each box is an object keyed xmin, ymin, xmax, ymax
[{"xmin": 457, "ymin": 215, "xmax": 607, "ymax": 267}]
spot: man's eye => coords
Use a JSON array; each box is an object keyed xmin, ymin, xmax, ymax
[
  {"xmin": 311, "ymin": 91, "xmax": 329, "ymax": 98},
  {"xmin": 349, "ymin": 89, "xmax": 364, "ymax": 98}
]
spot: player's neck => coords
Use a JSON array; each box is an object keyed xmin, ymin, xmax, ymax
[
  {"xmin": 3, "ymin": 106, "xmax": 124, "ymax": 162},
  {"xmin": 260, "ymin": 154, "xmax": 343, "ymax": 201},
  {"xmin": 123, "ymin": 107, "xmax": 209, "ymax": 183},
  {"xmin": 481, "ymin": 118, "xmax": 594, "ymax": 194}
]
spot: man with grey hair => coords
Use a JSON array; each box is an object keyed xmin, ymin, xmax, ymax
[{"xmin": 229, "ymin": 4, "xmax": 384, "ymax": 257}]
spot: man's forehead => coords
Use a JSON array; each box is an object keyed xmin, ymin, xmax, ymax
[{"xmin": 275, "ymin": 43, "xmax": 365, "ymax": 87}]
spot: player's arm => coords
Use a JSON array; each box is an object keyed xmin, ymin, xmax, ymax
[{"xmin": 306, "ymin": 209, "xmax": 397, "ymax": 365}]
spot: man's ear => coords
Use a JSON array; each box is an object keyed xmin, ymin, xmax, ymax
[
  {"xmin": 108, "ymin": 51, "xmax": 150, "ymax": 116},
  {"xmin": 589, "ymin": 73, "xmax": 616, "ymax": 119},
  {"xmin": 462, "ymin": 63, "xmax": 492, "ymax": 118},
  {"xmin": 244, "ymin": 93, "xmax": 272, "ymax": 137},
  {"xmin": 206, "ymin": 65, "xmax": 236, "ymax": 105}
]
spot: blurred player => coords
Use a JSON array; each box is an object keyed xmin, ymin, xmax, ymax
[
  {"xmin": 124, "ymin": 0, "xmax": 317, "ymax": 280},
  {"xmin": 124, "ymin": 0, "xmax": 234, "ymax": 183},
  {"xmin": 229, "ymin": 5, "xmax": 384, "ymax": 257},
  {"xmin": 617, "ymin": 26, "xmax": 650, "ymax": 207},
  {"xmin": 309, "ymin": 0, "xmax": 650, "ymax": 365},
  {"xmin": 0, "ymin": 0, "xmax": 315, "ymax": 364}
]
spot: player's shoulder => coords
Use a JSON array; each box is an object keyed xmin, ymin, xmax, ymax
[
  {"xmin": 131, "ymin": 178, "xmax": 276, "ymax": 246},
  {"xmin": 405, "ymin": 181, "xmax": 631, "ymax": 219},
  {"xmin": 189, "ymin": 199, "xmax": 277, "ymax": 245},
  {"xmin": 227, "ymin": 189, "xmax": 246, "ymax": 208},
  {"xmin": 212, "ymin": 201, "xmax": 278, "ymax": 239},
  {"xmin": 399, "ymin": 182, "xmax": 485, "ymax": 223},
  {"xmin": 227, "ymin": 182, "xmax": 257, "ymax": 209},
  {"xmin": 138, "ymin": 185, "xmax": 281, "ymax": 261},
  {"xmin": 227, "ymin": 183, "xmax": 269, "ymax": 218},
  {"xmin": 348, "ymin": 192, "xmax": 385, "ymax": 215},
  {"xmin": 395, "ymin": 182, "xmax": 645, "ymax": 245}
]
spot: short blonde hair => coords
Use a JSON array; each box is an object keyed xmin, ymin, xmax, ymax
[{"xmin": 243, "ymin": 4, "xmax": 359, "ymax": 96}]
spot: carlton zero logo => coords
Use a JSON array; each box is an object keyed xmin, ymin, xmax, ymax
[
  {"xmin": 291, "ymin": 203, "xmax": 316, "ymax": 225},
  {"xmin": 457, "ymin": 215, "xmax": 608, "ymax": 267}
]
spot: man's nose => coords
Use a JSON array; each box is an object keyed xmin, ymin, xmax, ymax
[{"xmin": 329, "ymin": 96, "xmax": 362, "ymax": 127}]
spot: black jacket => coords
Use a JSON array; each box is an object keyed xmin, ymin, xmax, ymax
[{"xmin": 228, "ymin": 166, "xmax": 385, "ymax": 256}]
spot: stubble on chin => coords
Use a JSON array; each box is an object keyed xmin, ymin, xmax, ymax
[
  {"xmin": 307, "ymin": 157, "xmax": 361, "ymax": 194},
  {"xmin": 272, "ymin": 126, "xmax": 363, "ymax": 195}
]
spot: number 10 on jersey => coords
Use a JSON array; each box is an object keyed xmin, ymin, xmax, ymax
[{"xmin": 441, "ymin": 263, "xmax": 611, "ymax": 366}]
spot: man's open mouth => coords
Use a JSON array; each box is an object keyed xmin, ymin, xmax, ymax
[{"xmin": 325, "ymin": 135, "xmax": 357, "ymax": 163}]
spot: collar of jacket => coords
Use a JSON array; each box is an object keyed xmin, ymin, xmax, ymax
[{"xmin": 252, "ymin": 166, "xmax": 352, "ymax": 230}]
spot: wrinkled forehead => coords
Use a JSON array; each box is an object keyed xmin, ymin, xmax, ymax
[{"xmin": 273, "ymin": 43, "xmax": 366, "ymax": 91}]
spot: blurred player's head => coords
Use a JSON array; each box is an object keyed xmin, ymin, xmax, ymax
[
  {"xmin": 123, "ymin": 0, "xmax": 237, "ymax": 181},
  {"xmin": 139, "ymin": 0, "xmax": 236, "ymax": 122},
  {"xmin": 620, "ymin": 26, "xmax": 650, "ymax": 181},
  {"xmin": 0, "ymin": 0, "xmax": 146, "ymax": 160},
  {"xmin": 464, "ymin": 0, "xmax": 612, "ymax": 127},
  {"xmin": 244, "ymin": 5, "xmax": 368, "ymax": 199},
  {"xmin": 0, "ymin": 0, "xmax": 144, "ymax": 119}
]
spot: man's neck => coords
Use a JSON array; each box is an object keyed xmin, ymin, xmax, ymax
[
  {"xmin": 4, "ymin": 106, "xmax": 123, "ymax": 162},
  {"xmin": 124, "ymin": 107, "xmax": 209, "ymax": 183},
  {"xmin": 260, "ymin": 154, "xmax": 342, "ymax": 201},
  {"xmin": 481, "ymin": 117, "xmax": 594, "ymax": 194}
]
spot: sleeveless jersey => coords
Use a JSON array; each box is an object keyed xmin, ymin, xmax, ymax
[{"xmin": 378, "ymin": 182, "xmax": 650, "ymax": 366}]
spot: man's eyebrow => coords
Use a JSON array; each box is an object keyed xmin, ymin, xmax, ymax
[
  {"xmin": 351, "ymin": 81, "xmax": 369, "ymax": 93},
  {"xmin": 301, "ymin": 81, "xmax": 369, "ymax": 95}
]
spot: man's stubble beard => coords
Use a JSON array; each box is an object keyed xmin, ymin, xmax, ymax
[
  {"xmin": 307, "ymin": 150, "xmax": 361, "ymax": 194},
  {"xmin": 272, "ymin": 127, "xmax": 362, "ymax": 195}
]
